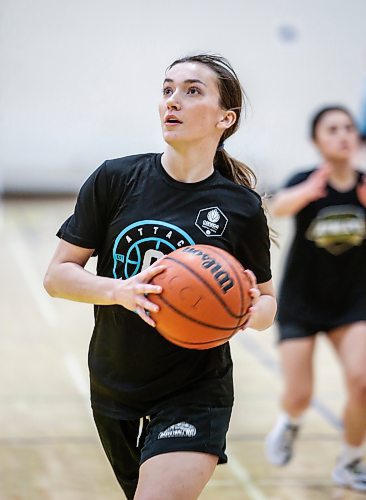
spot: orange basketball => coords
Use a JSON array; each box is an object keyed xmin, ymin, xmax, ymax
[{"xmin": 149, "ymin": 244, "xmax": 252, "ymax": 349}]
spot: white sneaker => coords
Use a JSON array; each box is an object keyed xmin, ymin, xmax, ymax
[
  {"xmin": 332, "ymin": 458, "xmax": 366, "ymax": 492},
  {"xmin": 265, "ymin": 420, "xmax": 299, "ymax": 466}
]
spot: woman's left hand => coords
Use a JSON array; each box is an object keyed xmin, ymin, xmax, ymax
[
  {"xmin": 243, "ymin": 269, "xmax": 260, "ymax": 327},
  {"xmin": 241, "ymin": 273, "xmax": 276, "ymax": 331}
]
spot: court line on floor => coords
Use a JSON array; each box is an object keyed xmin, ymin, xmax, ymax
[
  {"xmin": 237, "ymin": 334, "xmax": 343, "ymax": 430},
  {"xmin": 7, "ymin": 229, "xmax": 59, "ymax": 328},
  {"xmin": 64, "ymin": 353, "xmax": 90, "ymax": 400},
  {"xmin": 225, "ymin": 451, "xmax": 268, "ymax": 500},
  {"xmin": 8, "ymin": 228, "xmax": 95, "ymax": 419},
  {"xmin": 64, "ymin": 354, "xmax": 94, "ymax": 419},
  {"xmin": 7, "ymin": 228, "xmax": 94, "ymax": 410}
]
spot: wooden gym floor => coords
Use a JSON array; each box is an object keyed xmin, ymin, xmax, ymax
[{"xmin": 1, "ymin": 196, "xmax": 365, "ymax": 500}]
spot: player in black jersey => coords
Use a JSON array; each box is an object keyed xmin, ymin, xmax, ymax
[
  {"xmin": 44, "ymin": 54, "xmax": 276, "ymax": 500},
  {"xmin": 265, "ymin": 106, "xmax": 366, "ymax": 492}
]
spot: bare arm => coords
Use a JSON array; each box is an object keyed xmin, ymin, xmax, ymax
[
  {"xmin": 270, "ymin": 164, "xmax": 331, "ymax": 217},
  {"xmin": 43, "ymin": 239, "xmax": 164, "ymax": 326},
  {"xmin": 356, "ymin": 173, "xmax": 366, "ymax": 207},
  {"xmin": 244, "ymin": 271, "xmax": 277, "ymax": 331}
]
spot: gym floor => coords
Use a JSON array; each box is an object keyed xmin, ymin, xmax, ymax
[{"xmin": 1, "ymin": 196, "xmax": 364, "ymax": 500}]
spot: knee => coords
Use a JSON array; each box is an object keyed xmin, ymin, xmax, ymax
[
  {"xmin": 284, "ymin": 388, "xmax": 312, "ymax": 411},
  {"xmin": 348, "ymin": 372, "xmax": 366, "ymax": 404}
]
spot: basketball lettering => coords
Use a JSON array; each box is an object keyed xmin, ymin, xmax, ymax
[{"xmin": 181, "ymin": 247, "xmax": 234, "ymax": 293}]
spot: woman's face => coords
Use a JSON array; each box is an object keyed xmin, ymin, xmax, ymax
[
  {"xmin": 159, "ymin": 62, "xmax": 230, "ymax": 147},
  {"xmin": 313, "ymin": 110, "xmax": 359, "ymax": 162}
]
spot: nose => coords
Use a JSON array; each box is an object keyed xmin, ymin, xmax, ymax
[
  {"xmin": 166, "ymin": 90, "xmax": 181, "ymax": 110},
  {"xmin": 339, "ymin": 128, "xmax": 352, "ymax": 142}
]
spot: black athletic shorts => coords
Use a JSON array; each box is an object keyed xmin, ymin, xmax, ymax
[
  {"xmin": 277, "ymin": 322, "xmax": 343, "ymax": 342},
  {"xmin": 93, "ymin": 405, "xmax": 232, "ymax": 500}
]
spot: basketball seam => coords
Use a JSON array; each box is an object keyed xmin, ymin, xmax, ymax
[
  {"xmin": 159, "ymin": 313, "xmax": 250, "ymax": 347},
  {"xmin": 155, "ymin": 292, "xmax": 250, "ymax": 330},
  {"xmin": 164, "ymin": 255, "xmax": 247, "ymax": 319}
]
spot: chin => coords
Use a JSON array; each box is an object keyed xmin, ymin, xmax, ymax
[
  {"xmin": 163, "ymin": 135, "xmax": 187, "ymax": 148},
  {"xmin": 164, "ymin": 137, "xmax": 178, "ymax": 147},
  {"xmin": 328, "ymin": 152, "xmax": 352, "ymax": 162}
]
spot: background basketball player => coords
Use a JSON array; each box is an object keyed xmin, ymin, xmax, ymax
[
  {"xmin": 43, "ymin": 54, "xmax": 276, "ymax": 500},
  {"xmin": 265, "ymin": 105, "xmax": 366, "ymax": 492}
]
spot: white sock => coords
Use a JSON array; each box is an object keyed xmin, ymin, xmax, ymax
[
  {"xmin": 277, "ymin": 411, "xmax": 303, "ymax": 428},
  {"xmin": 338, "ymin": 442, "xmax": 364, "ymax": 466}
]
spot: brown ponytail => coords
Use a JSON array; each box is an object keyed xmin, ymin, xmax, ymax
[{"xmin": 214, "ymin": 149, "xmax": 257, "ymax": 189}]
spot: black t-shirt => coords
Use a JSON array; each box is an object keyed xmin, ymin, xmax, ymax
[
  {"xmin": 58, "ymin": 153, "xmax": 272, "ymax": 418},
  {"xmin": 278, "ymin": 168, "xmax": 366, "ymax": 328}
]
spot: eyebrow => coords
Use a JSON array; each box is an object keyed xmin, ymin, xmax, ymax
[{"xmin": 163, "ymin": 78, "xmax": 207, "ymax": 87}]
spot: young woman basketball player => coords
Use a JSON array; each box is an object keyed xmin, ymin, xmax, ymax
[
  {"xmin": 44, "ymin": 54, "xmax": 276, "ymax": 500},
  {"xmin": 265, "ymin": 106, "xmax": 366, "ymax": 492}
]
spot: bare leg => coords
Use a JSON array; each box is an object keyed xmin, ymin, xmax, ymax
[
  {"xmin": 328, "ymin": 322, "xmax": 366, "ymax": 491},
  {"xmin": 134, "ymin": 451, "xmax": 218, "ymax": 500},
  {"xmin": 279, "ymin": 336, "xmax": 317, "ymax": 417},
  {"xmin": 265, "ymin": 336, "xmax": 316, "ymax": 466},
  {"xmin": 328, "ymin": 322, "xmax": 366, "ymax": 446}
]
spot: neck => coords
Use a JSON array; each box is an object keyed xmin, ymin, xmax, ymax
[
  {"xmin": 328, "ymin": 157, "xmax": 352, "ymax": 170},
  {"xmin": 162, "ymin": 142, "xmax": 217, "ymax": 183},
  {"xmin": 326, "ymin": 160, "xmax": 357, "ymax": 190}
]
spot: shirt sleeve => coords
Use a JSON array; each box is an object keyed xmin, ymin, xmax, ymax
[
  {"xmin": 237, "ymin": 200, "xmax": 272, "ymax": 284},
  {"xmin": 57, "ymin": 161, "xmax": 110, "ymax": 255},
  {"xmin": 284, "ymin": 170, "xmax": 314, "ymax": 188}
]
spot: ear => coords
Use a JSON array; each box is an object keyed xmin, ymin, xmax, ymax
[{"xmin": 217, "ymin": 110, "xmax": 237, "ymax": 131}]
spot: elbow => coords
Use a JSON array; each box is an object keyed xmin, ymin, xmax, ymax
[
  {"xmin": 256, "ymin": 316, "xmax": 276, "ymax": 332},
  {"xmin": 43, "ymin": 271, "xmax": 58, "ymax": 297},
  {"xmin": 267, "ymin": 300, "xmax": 278, "ymax": 330},
  {"xmin": 269, "ymin": 298, "xmax": 278, "ymax": 323},
  {"xmin": 257, "ymin": 297, "xmax": 278, "ymax": 331}
]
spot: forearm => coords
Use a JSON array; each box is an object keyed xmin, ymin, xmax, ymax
[
  {"xmin": 247, "ymin": 294, "xmax": 277, "ymax": 331},
  {"xmin": 44, "ymin": 262, "xmax": 117, "ymax": 305},
  {"xmin": 270, "ymin": 184, "xmax": 312, "ymax": 217}
]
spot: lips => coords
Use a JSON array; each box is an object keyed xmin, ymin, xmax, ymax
[{"xmin": 164, "ymin": 114, "xmax": 183, "ymax": 125}]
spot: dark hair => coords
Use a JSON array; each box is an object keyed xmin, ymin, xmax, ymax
[
  {"xmin": 310, "ymin": 105, "xmax": 358, "ymax": 140},
  {"xmin": 167, "ymin": 54, "xmax": 256, "ymax": 189}
]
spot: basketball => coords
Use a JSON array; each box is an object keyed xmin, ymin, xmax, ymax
[{"xmin": 148, "ymin": 244, "xmax": 252, "ymax": 349}]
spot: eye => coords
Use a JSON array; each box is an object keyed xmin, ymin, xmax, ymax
[
  {"xmin": 345, "ymin": 124, "xmax": 356, "ymax": 132},
  {"xmin": 187, "ymin": 87, "xmax": 201, "ymax": 95},
  {"xmin": 162, "ymin": 87, "xmax": 173, "ymax": 96}
]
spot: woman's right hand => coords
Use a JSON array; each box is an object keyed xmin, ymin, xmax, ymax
[
  {"xmin": 113, "ymin": 264, "xmax": 165, "ymax": 327},
  {"xmin": 303, "ymin": 163, "xmax": 331, "ymax": 202},
  {"xmin": 270, "ymin": 163, "xmax": 332, "ymax": 217}
]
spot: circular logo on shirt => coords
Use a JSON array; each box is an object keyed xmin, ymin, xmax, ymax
[{"xmin": 112, "ymin": 220, "xmax": 195, "ymax": 279}]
